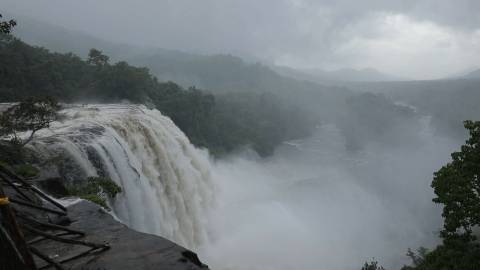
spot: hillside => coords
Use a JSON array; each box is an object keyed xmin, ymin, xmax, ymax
[
  {"xmin": 0, "ymin": 36, "xmax": 313, "ymax": 156},
  {"xmin": 7, "ymin": 14, "xmax": 480, "ymax": 150},
  {"xmin": 8, "ymin": 14, "xmax": 136, "ymax": 59},
  {"xmin": 8, "ymin": 15, "xmax": 351, "ymax": 118},
  {"xmin": 344, "ymin": 79, "xmax": 480, "ymax": 138},
  {"xmin": 273, "ymin": 65, "xmax": 404, "ymax": 84},
  {"xmin": 463, "ymin": 68, "xmax": 480, "ymax": 79}
]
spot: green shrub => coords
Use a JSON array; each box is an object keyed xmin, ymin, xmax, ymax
[
  {"xmin": 68, "ymin": 177, "xmax": 122, "ymax": 210},
  {"xmin": 79, "ymin": 194, "xmax": 108, "ymax": 209},
  {"xmin": 89, "ymin": 176, "xmax": 122, "ymax": 197}
]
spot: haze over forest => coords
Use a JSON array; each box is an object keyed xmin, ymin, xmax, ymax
[
  {"xmin": 3, "ymin": 0, "xmax": 480, "ymax": 80},
  {"xmin": 1, "ymin": 1, "xmax": 480, "ymax": 270}
]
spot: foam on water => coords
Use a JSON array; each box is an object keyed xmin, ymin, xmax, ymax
[{"xmin": 32, "ymin": 104, "xmax": 215, "ymax": 249}]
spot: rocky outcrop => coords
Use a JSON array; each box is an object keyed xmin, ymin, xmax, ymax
[{"xmin": 34, "ymin": 200, "xmax": 210, "ymax": 270}]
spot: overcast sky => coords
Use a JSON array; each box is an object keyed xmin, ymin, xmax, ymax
[{"xmin": 2, "ymin": 0, "xmax": 480, "ymax": 79}]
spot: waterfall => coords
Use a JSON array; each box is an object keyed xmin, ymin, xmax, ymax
[{"xmin": 31, "ymin": 104, "xmax": 215, "ymax": 249}]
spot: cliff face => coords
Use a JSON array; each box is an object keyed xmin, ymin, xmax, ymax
[
  {"xmin": 34, "ymin": 199, "xmax": 210, "ymax": 270},
  {"xmin": 2, "ymin": 104, "xmax": 215, "ymax": 269},
  {"xmin": 31, "ymin": 104, "xmax": 215, "ymax": 249},
  {"xmin": 1, "ymin": 150, "xmax": 211, "ymax": 270}
]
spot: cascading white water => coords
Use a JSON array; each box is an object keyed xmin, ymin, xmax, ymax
[
  {"xmin": 23, "ymin": 103, "xmax": 460, "ymax": 270},
  {"xmin": 31, "ymin": 104, "xmax": 215, "ymax": 250}
]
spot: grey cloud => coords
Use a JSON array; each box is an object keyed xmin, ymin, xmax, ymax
[{"xmin": 1, "ymin": 0, "xmax": 479, "ymax": 79}]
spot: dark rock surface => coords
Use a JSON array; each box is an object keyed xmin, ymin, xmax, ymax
[
  {"xmin": 35, "ymin": 200, "xmax": 210, "ymax": 270},
  {"xmin": 36, "ymin": 177, "xmax": 69, "ymax": 197}
]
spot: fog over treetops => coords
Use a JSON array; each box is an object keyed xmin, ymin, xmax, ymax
[
  {"xmin": 3, "ymin": 0, "xmax": 480, "ymax": 80},
  {"xmin": 1, "ymin": 1, "xmax": 480, "ymax": 270}
]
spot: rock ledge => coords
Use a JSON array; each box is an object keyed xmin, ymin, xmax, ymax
[{"xmin": 35, "ymin": 200, "xmax": 209, "ymax": 270}]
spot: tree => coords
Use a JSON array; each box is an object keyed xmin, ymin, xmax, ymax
[
  {"xmin": 0, "ymin": 96, "xmax": 61, "ymax": 147},
  {"xmin": 431, "ymin": 120, "xmax": 480, "ymax": 240},
  {"xmin": 406, "ymin": 247, "xmax": 428, "ymax": 267},
  {"xmin": 0, "ymin": 14, "xmax": 16, "ymax": 34},
  {"xmin": 361, "ymin": 260, "xmax": 385, "ymax": 270},
  {"xmin": 400, "ymin": 121, "xmax": 480, "ymax": 270},
  {"xmin": 87, "ymin": 48, "xmax": 109, "ymax": 66}
]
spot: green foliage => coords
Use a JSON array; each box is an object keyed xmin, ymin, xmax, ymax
[
  {"xmin": 402, "ymin": 237, "xmax": 480, "ymax": 270},
  {"xmin": 91, "ymin": 176, "xmax": 122, "ymax": 197},
  {"xmin": 400, "ymin": 121, "xmax": 480, "ymax": 270},
  {"xmin": 0, "ymin": 14, "xmax": 16, "ymax": 34},
  {"xmin": 363, "ymin": 121, "xmax": 480, "ymax": 270},
  {"xmin": 340, "ymin": 92, "xmax": 418, "ymax": 150},
  {"xmin": 211, "ymin": 92, "xmax": 313, "ymax": 156},
  {"xmin": 14, "ymin": 164, "xmax": 39, "ymax": 178},
  {"xmin": 432, "ymin": 120, "xmax": 480, "ymax": 240},
  {"xmin": 362, "ymin": 260, "xmax": 385, "ymax": 270},
  {"xmin": 353, "ymin": 80, "xmax": 480, "ymax": 140},
  {"xmin": 0, "ymin": 38, "xmax": 313, "ymax": 156},
  {"xmin": 78, "ymin": 194, "xmax": 109, "ymax": 209},
  {"xmin": 68, "ymin": 177, "xmax": 122, "ymax": 210},
  {"xmin": 405, "ymin": 247, "xmax": 428, "ymax": 267},
  {"xmin": 87, "ymin": 48, "xmax": 109, "ymax": 66},
  {"xmin": 0, "ymin": 96, "xmax": 60, "ymax": 147}
]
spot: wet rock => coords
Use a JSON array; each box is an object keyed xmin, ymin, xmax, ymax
[
  {"xmin": 36, "ymin": 177, "xmax": 69, "ymax": 198},
  {"xmin": 34, "ymin": 200, "xmax": 210, "ymax": 270}
]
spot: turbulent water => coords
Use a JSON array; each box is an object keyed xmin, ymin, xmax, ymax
[
  {"xmin": 31, "ymin": 104, "xmax": 215, "ymax": 249},
  {"xmin": 199, "ymin": 120, "xmax": 461, "ymax": 270},
  {"xmin": 27, "ymin": 104, "xmax": 461, "ymax": 270}
]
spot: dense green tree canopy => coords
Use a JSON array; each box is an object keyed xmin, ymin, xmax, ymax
[
  {"xmin": 432, "ymin": 120, "xmax": 480, "ymax": 240},
  {"xmin": 0, "ymin": 37, "xmax": 313, "ymax": 156},
  {"xmin": 399, "ymin": 121, "xmax": 480, "ymax": 270},
  {"xmin": 364, "ymin": 121, "xmax": 480, "ymax": 270},
  {"xmin": 87, "ymin": 48, "xmax": 109, "ymax": 66}
]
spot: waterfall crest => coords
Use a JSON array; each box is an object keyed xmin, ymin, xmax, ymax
[{"xmin": 32, "ymin": 104, "xmax": 215, "ymax": 249}]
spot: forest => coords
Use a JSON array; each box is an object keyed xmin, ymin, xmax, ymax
[
  {"xmin": 0, "ymin": 34, "xmax": 313, "ymax": 156},
  {"xmin": 2, "ymin": 9, "xmax": 480, "ymax": 270}
]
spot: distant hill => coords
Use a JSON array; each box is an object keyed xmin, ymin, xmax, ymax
[
  {"xmin": 304, "ymin": 67, "xmax": 405, "ymax": 82},
  {"xmin": 10, "ymin": 15, "xmax": 344, "ymax": 91},
  {"xmin": 127, "ymin": 52, "xmax": 357, "ymax": 124},
  {"xmin": 9, "ymin": 14, "xmax": 137, "ymax": 60},
  {"xmin": 344, "ymin": 79, "xmax": 480, "ymax": 138},
  {"xmin": 440, "ymin": 67, "xmax": 480, "ymax": 80},
  {"xmin": 9, "ymin": 14, "xmax": 480, "ymax": 146},
  {"xmin": 463, "ymin": 69, "xmax": 480, "ymax": 79},
  {"xmin": 273, "ymin": 65, "xmax": 404, "ymax": 84}
]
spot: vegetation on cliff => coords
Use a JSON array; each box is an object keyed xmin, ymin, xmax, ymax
[
  {"xmin": 67, "ymin": 177, "xmax": 122, "ymax": 210},
  {"xmin": 0, "ymin": 32, "xmax": 312, "ymax": 156},
  {"xmin": 365, "ymin": 121, "xmax": 480, "ymax": 270},
  {"xmin": 0, "ymin": 96, "xmax": 60, "ymax": 147},
  {"xmin": 404, "ymin": 120, "xmax": 480, "ymax": 270}
]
